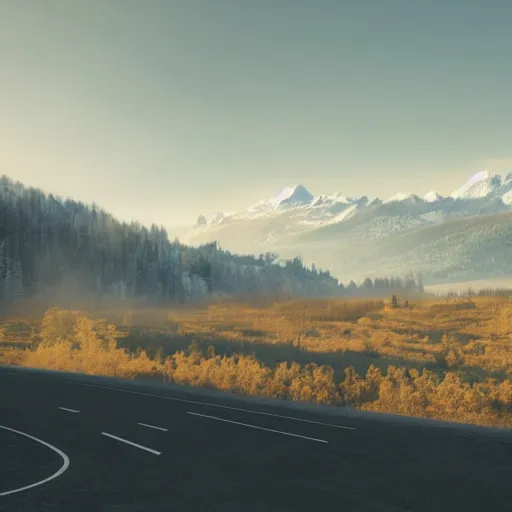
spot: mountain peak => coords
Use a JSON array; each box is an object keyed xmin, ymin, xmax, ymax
[
  {"xmin": 423, "ymin": 191, "xmax": 443, "ymax": 202},
  {"xmin": 273, "ymin": 184, "xmax": 313, "ymax": 208},
  {"xmin": 383, "ymin": 192, "xmax": 419, "ymax": 204},
  {"xmin": 450, "ymin": 170, "xmax": 498, "ymax": 199}
]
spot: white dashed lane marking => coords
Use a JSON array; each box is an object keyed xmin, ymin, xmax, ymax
[
  {"xmin": 137, "ymin": 422, "xmax": 168, "ymax": 432},
  {"xmin": 58, "ymin": 407, "xmax": 80, "ymax": 413},
  {"xmin": 101, "ymin": 432, "xmax": 162, "ymax": 455}
]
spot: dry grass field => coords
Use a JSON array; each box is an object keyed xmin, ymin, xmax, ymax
[{"xmin": 1, "ymin": 295, "xmax": 511, "ymax": 427}]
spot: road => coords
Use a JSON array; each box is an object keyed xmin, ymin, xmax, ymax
[{"xmin": 1, "ymin": 366, "xmax": 511, "ymax": 511}]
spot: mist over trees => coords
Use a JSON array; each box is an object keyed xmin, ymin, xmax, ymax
[
  {"xmin": 0, "ymin": 176, "xmax": 342, "ymax": 309},
  {"xmin": 0, "ymin": 176, "xmax": 424, "ymax": 311},
  {"xmin": 337, "ymin": 273, "xmax": 424, "ymax": 297}
]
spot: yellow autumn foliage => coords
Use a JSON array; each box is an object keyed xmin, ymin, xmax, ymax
[{"xmin": 1, "ymin": 296, "xmax": 511, "ymax": 428}]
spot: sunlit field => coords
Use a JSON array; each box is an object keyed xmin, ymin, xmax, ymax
[{"xmin": 1, "ymin": 295, "xmax": 511, "ymax": 428}]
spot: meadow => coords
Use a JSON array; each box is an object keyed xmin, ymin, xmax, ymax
[{"xmin": 1, "ymin": 294, "xmax": 511, "ymax": 428}]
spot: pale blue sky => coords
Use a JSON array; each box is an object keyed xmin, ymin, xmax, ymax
[{"xmin": 1, "ymin": 0, "xmax": 511, "ymax": 231}]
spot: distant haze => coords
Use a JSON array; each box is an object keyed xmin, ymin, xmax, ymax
[{"xmin": 1, "ymin": 0, "xmax": 511, "ymax": 232}]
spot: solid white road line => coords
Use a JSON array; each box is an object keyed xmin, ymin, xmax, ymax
[
  {"xmin": 187, "ymin": 411, "xmax": 329, "ymax": 444},
  {"xmin": 1, "ymin": 371, "xmax": 356, "ymax": 430},
  {"xmin": 101, "ymin": 432, "xmax": 161, "ymax": 455},
  {"xmin": 55, "ymin": 379, "xmax": 356, "ymax": 430},
  {"xmin": 0, "ymin": 425, "xmax": 70, "ymax": 497},
  {"xmin": 58, "ymin": 407, "xmax": 80, "ymax": 413},
  {"xmin": 137, "ymin": 422, "xmax": 168, "ymax": 432}
]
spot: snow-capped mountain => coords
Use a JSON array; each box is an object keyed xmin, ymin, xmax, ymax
[
  {"xmin": 187, "ymin": 171, "xmax": 512, "ymax": 284},
  {"xmin": 423, "ymin": 191, "xmax": 444, "ymax": 202},
  {"xmin": 193, "ymin": 171, "xmax": 512, "ymax": 234},
  {"xmin": 450, "ymin": 170, "xmax": 500, "ymax": 199},
  {"xmin": 384, "ymin": 192, "xmax": 417, "ymax": 203},
  {"xmin": 239, "ymin": 184, "xmax": 314, "ymax": 219},
  {"xmin": 272, "ymin": 184, "xmax": 313, "ymax": 207}
]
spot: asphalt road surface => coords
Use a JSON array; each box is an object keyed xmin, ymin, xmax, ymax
[{"xmin": 1, "ymin": 366, "xmax": 511, "ymax": 512}]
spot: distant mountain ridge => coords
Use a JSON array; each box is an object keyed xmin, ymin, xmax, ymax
[
  {"xmin": 187, "ymin": 171, "xmax": 512, "ymax": 285},
  {"xmin": 194, "ymin": 170, "xmax": 512, "ymax": 228}
]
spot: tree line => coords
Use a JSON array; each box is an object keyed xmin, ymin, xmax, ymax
[
  {"xmin": 337, "ymin": 274, "xmax": 424, "ymax": 297},
  {"xmin": 0, "ymin": 176, "xmax": 341, "ymax": 309},
  {"xmin": 0, "ymin": 175, "xmax": 425, "ymax": 311}
]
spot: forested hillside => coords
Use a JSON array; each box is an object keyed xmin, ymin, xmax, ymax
[{"xmin": 0, "ymin": 176, "xmax": 347, "ymax": 310}]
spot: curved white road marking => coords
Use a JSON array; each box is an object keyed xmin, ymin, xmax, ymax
[{"xmin": 0, "ymin": 425, "xmax": 70, "ymax": 497}]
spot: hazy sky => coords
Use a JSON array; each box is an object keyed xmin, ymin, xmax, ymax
[{"xmin": 1, "ymin": 0, "xmax": 511, "ymax": 231}]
